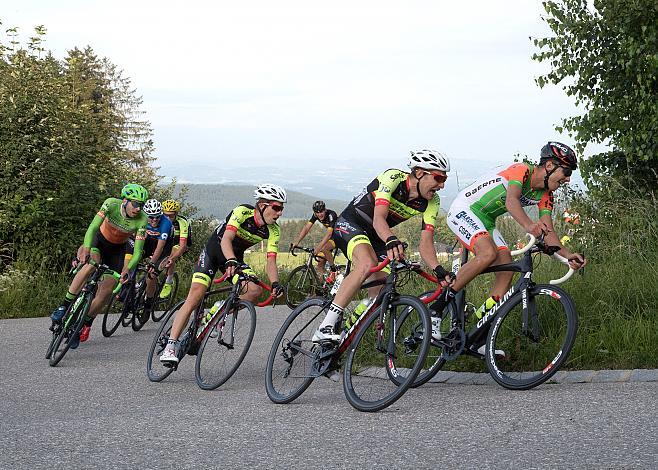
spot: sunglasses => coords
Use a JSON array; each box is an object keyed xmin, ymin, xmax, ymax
[
  {"xmin": 560, "ymin": 166, "xmax": 573, "ymax": 177},
  {"xmin": 127, "ymin": 200, "xmax": 144, "ymax": 209},
  {"xmin": 148, "ymin": 215, "xmax": 162, "ymax": 221},
  {"xmin": 267, "ymin": 203, "xmax": 285, "ymax": 213},
  {"xmin": 422, "ymin": 170, "xmax": 448, "ymax": 184}
]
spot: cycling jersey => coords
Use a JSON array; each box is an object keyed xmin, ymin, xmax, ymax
[
  {"xmin": 309, "ymin": 209, "xmax": 337, "ymax": 229},
  {"xmin": 214, "ymin": 204, "xmax": 280, "ymax": 256},
  {"xmin": 171, "ymin": 215, "xmax": 192, "ymax": 247},
  {"xmin": 83, "ymin": 198, "xmax": 147, "ymax": 270},
  {"xmin": 146, "ymin": 215, "xmax": 173, "ymax": 242},
  {"xmin": 342, "ymin": 168, "xmax": 440, "ymax": 234},
  {"xmin": 191, "ymin": 204, "xmax": 280, "ymax": 287},
  {"xmin": 447, "ymin": 162, "xmax": 554, "ymax": 250}
]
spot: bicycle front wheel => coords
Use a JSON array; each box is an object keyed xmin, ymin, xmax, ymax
[
  {"xmin": 285, "ymin": 265, "xmax": 318, "ymax": 309},
  {"xmin": 195, "ymin": 300, "xmax": 257, "ymax": 390},
  {"xmin": 265, "ymin": 298, "xmax": 328, "ymax": 404},
  {"xmin": 49, "ymin": 292, "xmax": 91, "ymax": 367},
  {"xmin": 101, "ymin": 291, "xmax": 128, "ymax": 337},
  {"xmin": 343, "ymin": 295, "xmax": 431, "ymax": 412},
  {"xmin": 486, "ymin": 284, "xmax": 578, "ymax": 390}
]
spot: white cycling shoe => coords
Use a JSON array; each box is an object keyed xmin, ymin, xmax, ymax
[
  {"xmin": 159, "ymin": 344, "xmax": 179, "ymax": 366},
  {"xmin": 312, "ymin": 326, "xmax": 341, "ymax": 343},
  {"xmin": 476, "ymin": 344, "xmax": 506, "ymax": 358}
]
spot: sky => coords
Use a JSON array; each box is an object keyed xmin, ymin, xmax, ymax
[{"xmin": 2, "ymin": 0, "xmax": 597, "ymax": 193}]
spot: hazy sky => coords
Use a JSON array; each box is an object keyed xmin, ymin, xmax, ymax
[{"xmin": 3, "ymin": 1, "xmax": 595, "ymax": 183}]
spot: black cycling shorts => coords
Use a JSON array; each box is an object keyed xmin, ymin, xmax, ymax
[{"xmin": 90, "ymin": 232, "xmax": 127, "ymax": 273}]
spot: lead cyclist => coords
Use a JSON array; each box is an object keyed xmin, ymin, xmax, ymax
[{"xmin": 431, "ymin": 141, "xmax": 587, "ymax": 355}]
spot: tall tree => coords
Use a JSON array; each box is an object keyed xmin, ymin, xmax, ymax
[{"xmin": 533, "ymin": 0, "xmax": 658, "ymax": 192}]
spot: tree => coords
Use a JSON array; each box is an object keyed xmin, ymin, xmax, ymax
[
  {"xmin": 533, "ymin": 0, "xmax": 658, "ymax": 192},
  {"xmin": 0, "ymin": 23, "xmax": 158, "ymax": 269}
]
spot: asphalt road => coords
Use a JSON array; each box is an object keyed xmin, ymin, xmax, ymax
[{"xmin": 1, "ymin": 308, "xmax": 656, "ymax": 469}]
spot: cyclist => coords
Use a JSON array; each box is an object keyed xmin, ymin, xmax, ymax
[
  {"xmin": 159, "ymin": 199, "xmax": 192, "ymax": 298},
  {"xmin": 49, "ymin": 183, "xmax": 149, "ymax": 347},
  {"xmin": 434, "ymin": 141, "xmax": 587, "ymax": 354},
  {"xmin": 313, "ymin": 150, "xmax": 456, "ymax": 343},
  {"xmin": 124, "ymin": 199, "xmax": 173, "ymax": 312},
  {"xmin": 159, "ymin": 184, "xmax": 287, "ymax": 366},
  {"xmin": 290, "ymin": 200, "xmax": 338, "ymax": 275}
]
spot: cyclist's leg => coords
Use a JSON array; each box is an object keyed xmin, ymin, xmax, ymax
[
  {"xmin": 50, "ymin": 249, "xmax": 99, "ymax": 324},
  {"xmin": 168, "ymin": 239, "xmax": 220, "ymax": 341},
  {"xmin": 445, "ymin": 205, "xmax": 498, "ymax": 291},
  {"xmin": 316, "ymin": 239, "xmax": 335, "ymax": 273},
  {"xmin": 488, "ymin": 229, "xmax": 514, "ymax": 298}
]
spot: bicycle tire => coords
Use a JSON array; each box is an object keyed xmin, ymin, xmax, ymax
[
  {"xmin": 265, "ymin": 297, "xmax": 328, "ymax": 404},
  {"xmin": 285, "ymin": 265, "xmax": 318, "ymax": 309},
  {"xmin": 131, "ymin": 274, "xmax": 151, "ymax": 331},
  {"xmin": 387, "ymin": 295, "xmax": 454, "ymax": 388},
  {"xmin": 195, "ymin": 300, "xmax": 257, "ymax": 390},
  {"xmin": 486, "ymin": 284, "xmax": 578, "ymax": 390},
  {"xmin": 101, "ymin": 291, "xmax": 128, "ymax": 337},
  {"xmin": 146, "ymin": 301, "xmax": 183, "ymax": 382},
  {"xmin": 153, "ymin": 272, "xmax": 179, "ymax": 322},
  {"xmin": 343, "ymin": 295, "xmax": 431, "ymax": 412},
  {"xmin": 49, "ymin": 292, "xmax": 91, "ymax": 367}
]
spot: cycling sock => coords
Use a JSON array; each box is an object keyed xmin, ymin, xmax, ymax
[
  {"xmin": 165, "ymin": 274, "xmax": 174, "ymax": 284},
  {"xmin": 62, "ymin": 291, "xmax": 76, "ymax": 308},
  {"xmin": 320, "ymin": 303, "xmax": 344, "ymax": 330}
]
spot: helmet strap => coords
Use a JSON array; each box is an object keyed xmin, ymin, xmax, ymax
[
  {"xmin": 256, "ymin": 201, "xmax": 267, "ymax": 226},
  {"xmin": 543, "ymin": 162, "xmax": 558, "ymax": 190}
]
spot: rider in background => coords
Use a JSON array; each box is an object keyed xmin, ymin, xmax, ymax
[
  {"xmin": 159, "ymin": 184, "xmax": 287, "ymax": 366},
  {"xmin": 49, "ymin": 183, "xmax": 149, "ymax": 348},
  {"xmin": 159, "ymin": 199, "xmax": 192, "ymax": 299},
  {"xmin": 434, "ymin": 142, "xmax": 587, "ymax": 353},
  {"xmin": 290, "ymin": 200, "xmax": 338, "ymax": 275}
]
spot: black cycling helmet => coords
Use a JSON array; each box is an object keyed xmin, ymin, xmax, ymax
[
  {"xmin": 312, "ymin": 200, "xmax": 326, "ymax": 212},
  {"xmin": 540, "ymin": 142, "xmax": 578, "ymax": 170}
]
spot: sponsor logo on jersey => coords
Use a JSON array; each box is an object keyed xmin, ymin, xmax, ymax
[
  {"xmin": 389, "ymin": 172, "xmax": 405, "ymax": 181},
  {"xmin": 464, "ymin": 177, "xmax": 502, "ymax": 198},
  {"xmin": 458, "ymin": 226, "xmax": 472, "ymax": 240},
  {"xmin": 455, "ymin": 211, "xmax": 480, "ymax": 231}
]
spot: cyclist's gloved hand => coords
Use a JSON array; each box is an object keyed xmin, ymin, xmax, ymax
[
  {"xmin": 120, "ymin": 270, "xmax": 130, "ymax": 284},
  {"xmin": 271, "ymin": 281, "xmax": 285, "ymax": 298},
  {"xmin": 224, "ymin": 258, "xmax": 239, "ymax": 277},
  {"xmin": 385, "ymin": 236, "xmax": 404, "ymax": 260},
  {"xmin": 433, "ymin": 265, "xmax": 456, "ymax": 286},
  {"xmin": 289, "ymin": 243, "xmax": 297, "ymax": 256},
  {"xmin": 568, "ymin": 253, "xmax": 586, "ymax": 270}
]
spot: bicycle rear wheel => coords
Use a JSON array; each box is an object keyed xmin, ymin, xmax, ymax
[
  {"xmin": 387, "ymin": 294, "xmax": 453, "ymax": 388},
  {"xmin": 49, "ymin": 292, "xmax": 91, "ymax": 367},
  {"xmin": 343, "ymin": 295, "xmax": 431, "ymax": 412},
  {"xmin": 101, "ymin": 291, "xmax": 128, "ymax": 337},
  {"xmin": 146, "ymin": 300, "xmax": 183, "ymax": 382},
  {"xmin": 486, "ymin": 284, "xmax": 578, "ymax": 390},
  {"xmin": 265, "ymin": 298, "xmax": 328, "ymax": 404},
  {"xmin": 195, "ymin": 300, "xmax": 257, "ymax": 390},
  {"xmin": 285, "ymin": 265, "xmax": 318, "ymax": 309}
]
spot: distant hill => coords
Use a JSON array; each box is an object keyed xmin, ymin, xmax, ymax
[{"xmin": 174, "ymin": 183, "xmax": 350, "ymax": 220}]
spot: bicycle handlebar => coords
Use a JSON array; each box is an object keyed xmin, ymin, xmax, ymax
[
  {"xmin": 510, "ymin": 233, "xmax": 537, "ymax": 256},
  {"xmin": 212, "ymin": 270, "xmax": 276, "ymax": 307},
  {"xmin": 549, "ymin": 253, "xmax": 576, "ymax": 285}
]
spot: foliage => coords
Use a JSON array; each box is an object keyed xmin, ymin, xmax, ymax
[
  {"xmin": 0, "ymin": 23, "xmax": 156, "ymax": 270},
  {"xmin": 533, "ymin": 0, "xmax": 658, "ymax": 192}
]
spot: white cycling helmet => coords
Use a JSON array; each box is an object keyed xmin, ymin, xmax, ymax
[
  {"xmin": 408, "ymin": 149, "xmax": 450, "ymax": 172},
  {"xmin": 143, "ymin": 198, "xmax": 163, "ymax": 217},
  {"xmin": 254, "ymin": 183, "xmax": 287, "ymax": 203}
]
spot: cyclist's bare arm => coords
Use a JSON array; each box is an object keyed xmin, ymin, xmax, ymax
[
  {"xmin": 540, "ymin": 214, "xmax": 587, "ymax": 269},
  {"xmin": 150, "ymin": 239, "xmax": 167, "ymax": 266},
  {"xmin": 292, "ymin": 222, "xmax": 313, "ymax": 247},
  {"xmin": 265, "ymin": 255, "xmax": 279, "ymax": 286},
  {"xmin": 506, "ymin": 185, "xmax": 547, "ymax": 236},
  {"xmin": 220, "ymin": 230, "xmax": 239, "ymax": 277},
  {"xmin": 373, "ymin": 203, "xmax": 403, "ymax": 260}
]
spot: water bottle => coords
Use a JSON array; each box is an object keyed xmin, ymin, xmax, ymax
[
  {"xmin": 329, "ymin": 273, "xmax": 344, "ymax": 295},
  {"xmin": 344, "ymin": 297, "xmax": 374, "ymax": 330},
  {"xmin": 203, "ymin": 300, "xmax": 225, "ymax": 325}
]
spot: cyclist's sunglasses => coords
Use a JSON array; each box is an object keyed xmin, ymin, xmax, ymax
[
  {"xmin": 267, "ymin": 203, "xmax": 285, "ymax": 213},
  {"xmin": 560, "ymin": 166, "xmax": 573, "ymax": 177},
  {"xmin": 422, "ymin": 170, "xmax": 448, "ymax": 184},
  {"xmin": 148, "ymin": 215, "xmax": 161, "ymax": 221},
  {"xmin": 127, "ymin": 200, "xmax": 144, "ymax": 208}
]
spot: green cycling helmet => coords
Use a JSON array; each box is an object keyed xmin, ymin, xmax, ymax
[{"xmin": 121, "ymin": 183, "xmax": 149, "ymax": 203}]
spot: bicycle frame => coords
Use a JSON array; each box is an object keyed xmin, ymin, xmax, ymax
[{"xmin": 450, "ymin": 237, "xmax": 574, "ymax": 356}]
